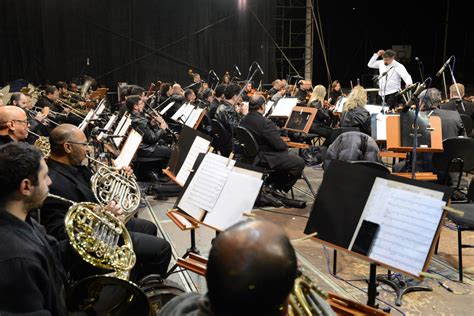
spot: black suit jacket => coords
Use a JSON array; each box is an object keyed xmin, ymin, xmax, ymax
[
  {"xmin": 0, "ymin": 211, "xmax": 70, "ymax": 315},
  {"xmin": 239, "ymin": 111, "xmax": 289, "ymax": 168},
  {"xmin": 440, "ymin": 98, "xmax": 474, "ymax": 120},
  {"xmin": 431, "ymin": 109, "xmax": 465, "ymax": 139},
  {"xmin": 41, "ymin": 159, "xmax": 97, "ymax": 240}
]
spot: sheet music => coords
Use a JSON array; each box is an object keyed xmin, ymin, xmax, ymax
[
  {"xmin": 113, "ymin": 115, "xmax": 132, "ymax": 148},
  {"xmin": 97, "ymin": 114, "xmax": 117, "ymax": 141},
  {"xmin": 160, "ymin": 101, "xmax": 175, "ymax": 115},
  {"xmin": 185, "ymin": 108, "xmax": 204, "ymax": 128},
  {"xmin": 269, "ymin": 98, "xmax": 298, "ymax": 117},
  {"xmin": 264, "ymin": 101, "xmax": 274, "ymax": 116},
  {"xmin": 350, "ymin": 178, "xmax": 445, "ymax": 276},
  {"xmin": 79, "ymin": 110, "xmax": 95, "ymax": 131},
  {"xmin": 178, "ymin": 153, "xmax": 235, "ymax": 219},
  {"xmin": 171, "ymin": 103, "xmax": 194, "ymax": 123},
  {"xmin": 334, "ymin": 97, "xmax": 347, "ymax": 113},
  {"xmin": 114, "ymin": 129, "xmax": 142, "ymax": 168},
  {"xmin": 204, "ymin": 167, "xmax": 263, "ymax": 231},
  {"xmin": 175, "ymin": 136, "xmax": 211, "ymax": 186}
]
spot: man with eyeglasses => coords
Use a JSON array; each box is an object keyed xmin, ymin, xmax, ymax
[
  {"xmin": 40, "ymin": 124, "xmax": 172, "ymax": 281},
  {"xmin": 0, "ymin": 106, "xmax": 29, "ymax": 145}
]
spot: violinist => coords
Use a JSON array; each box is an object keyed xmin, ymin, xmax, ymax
[
  {"xmin": 215, "ymin": 84, "xmax": 242, "ymax": 156},
  {"xmin": 209, "ymin": 84, "xmax": 226, "ymax": 118},
  {"xmin": 308, "ymin": 85, "xmax": 333, "ymax": 146},
  {"xmin": 328, "ymin": 80, "xmax": 343, "ymax": 105},
  {"xmin": 184, "ymin": 89, "xmax": 197, "ymax": 105},
  {"xmin": 127, "ymin": 95, "xmax": 172, "ymax": 162},
  {"xmin": 242, "ymin": 82, "xmax": 256, "ymax": 102},
  {"xmin": 440, "ymin": 83, "xmax": 474, "ymax": 121},
  {"xmin": 295, "ymin": 80, "xmax": 312, "ymax": 103}
]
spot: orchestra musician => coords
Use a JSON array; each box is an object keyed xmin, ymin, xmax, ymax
[
  {"xmin": 295, "ymin": 80, "xmax": 312, "ymax": 102},
  {"xmin": 40, "ymin": 124, "xmax": 172, "ymax": 280},
  {"xmin": 184, "ymin": 88, "xmax": 197, "ymax": 105},
  {"xmin": 215, "ymin": 84, "xmax": 242, "ymax": 155},
  {"xmin": 307, "ymin": 85, "xmax": 334, "ymax": 146},
  {"xmin": 242, "ymin": 82, "xmax": 256, "ymax": 102},
  {"xmin": 127, "ymin": 95, "xmax": 172, "ymax": 163},
  {"xmin": 222, "ymin": 72, "xmax": 231, "ymax": 85},
  {"xmin": 0, "ymin": 106, "xmax": 29, "ymax": 145},
  {"xmin": 340, "ymin": 86, "xmax": 371, "ymax": 135},
  {"xmin": 158, "ymin": 220, "xmax": 298, "ymax": 316},
  {"xmin": 56, "ymin": 81, "xmax": 69, "ymax": 99},
  {"xmin": 239, "ymin": 94, "xmax": 305, "ymax": 192},
  {"xmin": 9, "ymin": 92, "xmax": 48, "ymax": 140},
  {"xmin": 209, "ymin": 84, "xmax": 226, "ymax": 119},
  {"xmin": 440, "ymin": 83, "xmax": 474, "ymax": 121},
  {"xmin": 328, "ymin": 80, "xmax": 343, "ymax": 105},
  {"xmin": 367, "ymin": 49, "xmax": 413, "ymax": 110},
  {"xmin": 0, "ymin": 143, "xmax": 72, "ymax": 315}
]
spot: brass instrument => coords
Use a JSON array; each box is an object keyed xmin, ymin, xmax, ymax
[
  {"xmin": 47, "ymin": 193, "xmax": 136, "ymax": 280},
  {"xmin": 28, "ymin": 130, "xmax": 51, "ymax": 157},
  {"xmin": 81, "ymin": 76, "xmax": 97, "ymax": 98},
  {"xmin": 88, "ymin": 156, "xmax": 141, "ymax": 222},
  {"xmin": 56, "ymin": 97, "xmax": 88, "ymax": 118},
  {"xmin": 288, "ymin": 275, "xmax": 335, "ymax": 316},
  {"xmin": 26, "ymin": 106, "xmax": 59, "ymax": 127}
]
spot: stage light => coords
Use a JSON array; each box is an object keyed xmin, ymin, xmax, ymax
[{"xmin": 238, "ymin": 0, "xmax": 247, "ymax": 11}]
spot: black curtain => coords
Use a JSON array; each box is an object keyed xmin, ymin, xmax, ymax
[{"xmin": 1, "ymin": 0, "xmax": 276, "ymax": 88}]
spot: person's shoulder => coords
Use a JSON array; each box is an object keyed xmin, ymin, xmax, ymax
[
  {"xmin": 0, "ymin": 229, "xmax": 41, "ymax": 261},
  {"xmin": 157, "ymin": 292, "xmax": 204, "ymax": 316}
]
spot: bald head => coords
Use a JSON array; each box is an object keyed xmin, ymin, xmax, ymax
[
  {"xmin": 49, "ymin": 124, "xmax": 88, "ymax": 166},
  {"xmin": 206, "ymin": 220, "xmax": 297, "ymax": 315},
  {"xmin": 0, "ymin": 106, "xmax": 28, "ymax": 141}
]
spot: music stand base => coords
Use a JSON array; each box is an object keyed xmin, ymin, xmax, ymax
[{"xmin": 377, "ymin": 275, "xmax": 432, "ymax": 306}]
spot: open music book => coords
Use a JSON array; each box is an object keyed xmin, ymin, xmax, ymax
[
  {"xmin": 177, "ymin": 153, "xmax": 263, "ymax": 231},
  {"xmin": 171, "ymin": 103, "xmax": 205, "ymax": 128},
  {"xmin": 349, "ymin": 177, "xmax": 445, "ymax": 277},
  {"xmin": 269, "ymin": 97, "xmax": 298, "ymax": 117},
  {"xmin": 114, "ymin": 129, "xmax": 142, "ymax": 168}
]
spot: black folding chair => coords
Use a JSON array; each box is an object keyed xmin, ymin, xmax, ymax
[
  {"xmin": 460, "ymin": 114, "xmax": 473, "ymax": 138},
  {"xmin": 210, "ymin": 119, "xmax": 231, "ymax": 157}
]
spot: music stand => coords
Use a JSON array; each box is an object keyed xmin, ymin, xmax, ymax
[
  {"xmin": 304, "ymin": 160, "xmax": 451, "ymax": 307},
  {"xmin": 283, "ymin": 106, "xmax": 317, "ymax": 133}
]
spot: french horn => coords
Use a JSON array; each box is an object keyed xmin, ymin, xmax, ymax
[
  {"xmin": 88, "ymin": 156, "xmax": 141, "ymax": 222},
  {"xmin": 28, "ymin": 130, "xmax": 51, "ymax": 157},
  {"xmin": 47, "ymin": 193, "xmax": 136, "ymax": 280}
]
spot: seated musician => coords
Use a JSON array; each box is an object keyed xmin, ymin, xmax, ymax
[
  {"xmin": 308, "ymin": 85, "xmax": 334, "ymax": 145},
  {"xmin": 241, "ymin": 82, "xmax": 255, "ymax": 102},
  {"xmin": 394, "ymin": 88, "xmax": 464, "ymax": 174},
  {"xmin": 328, "ymin": 80, "xmax": 343, "ymax": 105},
  {"xmin": 267, "ymin": 79, "xmax": 283, "ymax": 98},
  {"xmin": 215, "ymin": 84, "xmax": 243, "ymax": 155},
  {"xmin": 295, "ymin": 79, "xmax": 312, "ymax": 102},
  {"xmin": 0, "ymin": 106, "xmax": 29, "ymax": 145},
  {"xmin": 184, "ymin": 88, "xmax": 197, "ymax": 105},
  {"xmin": 0, "ymin": 143, "xmax": 73, "ymax": 315},
  {"xmin": 440, "ymin": 83, "xmax": 474, "ymax": 121},
  {"xmin": 240, "ymin": 95, "xmax": 305, "ymax": 192},
  {"xmin": 118, "ymin": 85, "xmax": 146, "ymax": 116},
  {"xmin": 36, "ymin": 85, "xmax": 78, "ymax": 126},
  {"xmin": 40, "ymin": 124, "xmax": 172, "ymax": 279},
  {"xmin": 10, "ymin": 92, "xmax": 48, "ymax": 138},
  {"xmin": 126, "ymin": 95, "xmax": 172, "ymax": 163},
  {"xmin": 340, "ymin": 86, "xmax": 371, "ymax": 135},
  {"xmin": 190, "ymin": 72, "xmax": 202, "ymax": 96},
  {"xmin": 164, "ymin": 84, "xmax": 186, "ymax": 119},
  {"xmin": 201, "ymin": 88, "xmax": 214, "ymax": 108},
  {"xmin": 158, "ymin": 220, "xmax": 298, "ymax": 316},
  {"xmin": 56, "ymin": 81, "xmax": 69, "ymax": 99},
  {"xmin": 209, "ymin": 84, "xmax": 226, "ymax": 119}
]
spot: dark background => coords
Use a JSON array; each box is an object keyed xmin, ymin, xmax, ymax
[{"xmin": 1, "ymin": 0, "xmax": 472, "ymax": 93}]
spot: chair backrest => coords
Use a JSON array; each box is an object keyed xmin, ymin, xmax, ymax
[
  {"xmin": 210, "ymin": 119, "xmax": 230, "ymax": 152},
  {"xmin": 351, "ymin": 161, "xmax": 391, "ymax": 174},
  {"xmin": 234, "ymin": 126, "xmax": 260, "ymax": 164},
  {"xmin": 468, "ymin": 179, "xmax": 474, "ymax": 201},
  {"xmin": 198, "ymin": 113, "xmax": 212, "ymax": 135},
  {"xmin": 432, "ymin": 137, "xmax": 474, "ymax": 173},
  {"xmin": 460, "ymin": 114, "xmax": 473, "ymax": 137}
]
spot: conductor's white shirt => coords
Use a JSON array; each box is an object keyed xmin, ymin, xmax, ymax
[{"xmin": 367, "ymin": 54, "xmax": 413, "ymax": 96}]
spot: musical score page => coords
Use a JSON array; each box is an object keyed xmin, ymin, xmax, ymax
[
  {"xmin": 178, "ymin": 153, "xmax": 235, "ymax": 220},
  {"xmin": 349, "ymin": 177, "xmax": 445, "ymax": 277},
  {"xmin": 175, "ymin": 136, "xmax": 210, "ymax": 186}
]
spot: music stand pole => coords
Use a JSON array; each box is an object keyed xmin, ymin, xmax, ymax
[{"xmin": 367, "ymin": 263, "xmax": 379, "ymax": 308}]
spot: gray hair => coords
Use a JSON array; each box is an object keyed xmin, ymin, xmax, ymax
[{"xmin": 418, "ymin": 88, "xmax": 442, "ymax": 110}]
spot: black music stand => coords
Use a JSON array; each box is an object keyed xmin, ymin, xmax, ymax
[{"xmin": 305, "ymin": 160, "xmax": 451, "ymax": 308}]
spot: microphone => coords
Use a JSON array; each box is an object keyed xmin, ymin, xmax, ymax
[
  {"xmin": 375, "ymin": 66, "xmax": 394, "ymax": 82},
  {"xmin": 255, "ymin": 62, "xmax": 264, "ymax": 75},
  {"xmin": 397, "ymin": 83, "xmax": 418, "ymax": 97},
  {"xmin": 401, "ymin": 79, "xmax": 429, "ymax": 112},
  {"xmin": 211, "ymin": 70, "xmax": 220, "ymax": 82},
  {"xmin": 415, "ymin": 57, "xmax": 422, "ymax": 63},
  {"xmin": 234, "ymin": 65, "xmax": 242, "ymax": 77},
  {"xmin": 436, "ymin": 56, "xmax": 454, "ymax": 77},
  {"xmin": 86, "ymin": 58, "xmax": 90, "ymax": 66}
]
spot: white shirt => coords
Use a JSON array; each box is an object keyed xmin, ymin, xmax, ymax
[{"xmin": 367, "ymin": 54, "xmax": 413, "ymax": 96}]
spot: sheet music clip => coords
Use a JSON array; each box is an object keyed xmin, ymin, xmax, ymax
[{"xmin": 226, "ymin": 152, "xmax": 235, "ymax": 167}]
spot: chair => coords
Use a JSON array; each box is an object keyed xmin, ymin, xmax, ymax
[
  {"xmin": 432, "ymin": 137, "xmax": 474, "ymax": 191},
  {"xmin": 460, "ymin": 114, "xmax": 473, "ymax": 138},
  {"xmin": 444, "ymin": 179, "xmax": 474, "ymax": 282},
  {"xmin": 210, "ymin": 119, "xmax": 231, "ymax": 156},
  {"xmin": 197, "ymin": 113, "xmax": 212, "ymax": 136}
]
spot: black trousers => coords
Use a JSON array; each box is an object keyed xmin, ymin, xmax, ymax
[
  {"xmin": 126, "ymin": 218, "xmax": 172, "ymax": 280},
  {"xmin": 268, "ymin": 153, "xmax": 305, "ymax": 192},
  {"xmin": 377, "ymin": 92, "xmax": 401, "ymax": 110}
]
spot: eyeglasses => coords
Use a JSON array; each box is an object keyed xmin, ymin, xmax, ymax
[
  {"xmin": 11, "ymin": 119, "xmax": 29, "ymax": 125},
  {"xmin": 67, "ymin": 141, "xmax": 90, "ymax": 147}
]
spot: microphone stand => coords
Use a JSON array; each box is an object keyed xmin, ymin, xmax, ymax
[
  {"xmin": 416, "ymin": 58, "xmax": 425, "ymax": 82},
  {"xmin": 447, "ymin": 60, "xmax": 466, "ymax": 112},
  {"xmin": 234, "ymin": 67, "xmax": 261, "ymax": 107},
  {"xmin": 442, "ymin": 71, "xmax": 449, "ymax": 100}
]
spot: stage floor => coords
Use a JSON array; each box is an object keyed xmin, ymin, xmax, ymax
[{"xmin": 137, "ymin": 165, "xmax": 474, "ymax": 315}]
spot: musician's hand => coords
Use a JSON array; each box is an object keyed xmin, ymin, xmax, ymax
[
  {"xmin": 160, "ymin": 120, "xmax": 169, "ymax": 130},
  {"xmin": 34, "ymin": 112, "xmax": 47, "ymax": 122},
  {"xmin": 377, "ymin": 50, "xmax": 385, "ymax": 56},
  {"xmin": 63, "ymin": 108, "xmax": 71, "ymax": 114},
  {"xmin": 241, "ymin": 102, "xmax": 249, "ymax": 115},
  {"xmin": 42, "ymin": 107, "xmax": 50, "ymax": 116},
  {"xmin": 121, "ymin": 166, "xmax": 134, "ymax": 177},
  {"xmin": 104, "ymin": 200, "xmax": 123, "ymax": 218}
]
